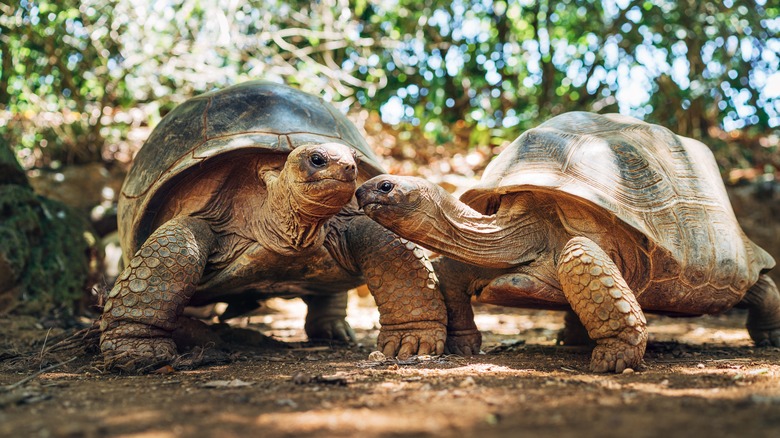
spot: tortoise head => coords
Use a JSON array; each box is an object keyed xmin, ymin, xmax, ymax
[
  {"xmin": 357, "ymin": 175, "xmax": 536, "ymax": 268},
  {"xmin": 356, "ymin": 175, "xmax": 442, "ymax": 234},
  {"xmin": 276, "ymin": 143, "xmax": 358, "ymax": 217}
]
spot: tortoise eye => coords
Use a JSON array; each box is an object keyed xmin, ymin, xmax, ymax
[
  {"xmin": 310, "ymin": 153, "xmax": 327, "ymax": 167},
  {"xmin": 378, "ymin": 181, "xmax": 394, "ymax": 193}
]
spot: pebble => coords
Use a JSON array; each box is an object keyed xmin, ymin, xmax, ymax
[
  {"xmin": 276, "ymin": 398, "xmax": 298, "ymax": 408},
  {"xmin": 292, "ymin": 372, "xmax": 313, "ymax": 384},
  {"xmin": 459, "ymin": 376, "xmax": 476, "ymax": 387},
  {"xmin": 622, "ymin": 368, "xmax": 635, "ymax": 374},
  {"xmin": 368, "ymin": 351, "xmax": 386, "ymax": 362}
]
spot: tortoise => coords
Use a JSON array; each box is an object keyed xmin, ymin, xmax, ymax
[
  {"xmin": 356, "ymin": 111, "xmax": 780, "ymax": 372},
  {"xmin": 99, "ymin": 81, "xmax": 446, "ymax": 371}
]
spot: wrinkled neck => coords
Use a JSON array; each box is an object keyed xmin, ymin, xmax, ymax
[
  {"xmin": 409, "ymin": 190, "xmax": 546, "ymax": 268},
  {"xmin": 255, "ymin": 171, "xmax": 333, "ymax": 253}
]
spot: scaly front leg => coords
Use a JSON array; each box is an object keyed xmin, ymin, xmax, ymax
[
  {"xmin": 100, "ymin": 217, "xmax": 215, "ymax": 372},
  {"xmin": 348, "ymin": 216, "xmax": 447, "ymax": 358},
  {"xmin": 557, "ymin": 237, "xmax": 647, "ymax": 373}
]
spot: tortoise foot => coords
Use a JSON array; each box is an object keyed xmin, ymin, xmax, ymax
[
  {"xmin": 590, "ymin": 338, "xmax": 644, "ymax": 373},
  {"xmin": 378, "ymin": 321, "xmax": 447, "ymax": 359},
  {"xmin": 100, "ymin": 336, "xmax": 177, "ymax": 373},
  {"xmin": 305, "ymin": 316, "xmax": 356, "ymax": 342},
  {"xmin": 303, "ymin": 293, "xmax": 354, "ymax": 342},
  {"xmin": 444, "ymin": 328, "xmax": 482, "ymax": 356},
  {"xmin": 748, "ymin": 327, "xmax": 780, "ymax": 347},
  {"xmin": 743, "ymin": 276, "xmax": 780, "ymax": 348}
]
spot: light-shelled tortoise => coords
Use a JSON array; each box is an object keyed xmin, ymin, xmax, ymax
[
  {"xmin": 100, "ymin": 81, "xmax": 446, "ymax": 371},
  {"xmin": 356, "ymin": 111, "xmax": 779, "ymax": 372}
]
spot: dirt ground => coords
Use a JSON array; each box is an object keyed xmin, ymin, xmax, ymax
[{"xmin": 1, "ymin": 293, "xmax": 780, "ymax": 438}]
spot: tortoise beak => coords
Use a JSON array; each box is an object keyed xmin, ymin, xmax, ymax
[{"xmin": 355, "ymin": 184, "xmax": 370, "ymax": 209}]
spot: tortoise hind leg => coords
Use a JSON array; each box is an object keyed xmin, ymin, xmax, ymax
[
  {"xmin": 302, "ymin": 292, "xmax": 355, "ymax": 342},
  {"xmin": 557, "ymin": 310, "xmax": 595, "ymax": 346},
  {"xmin": 100, "ymin": 217, "xmax": 215, "ymax": 372},
  {"xmin": 738, "ymin": 275, "xmax": 780, "ymax": 347},
  {"xmin": 557, "ymin": 237, "xmax": 648, "ymax": 372},
  {"xmin": 433, "ymin": 257, "xmax": 482, "ymax": 356}
]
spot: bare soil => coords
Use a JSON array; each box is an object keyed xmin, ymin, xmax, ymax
[{"xmin": 2, "ymin": 294, "xmax": 780, "ymax": 438}]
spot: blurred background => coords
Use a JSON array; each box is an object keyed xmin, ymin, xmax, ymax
[{"xmin": 1, "ymin": 0, "xmax": 779, "ymax": 317}]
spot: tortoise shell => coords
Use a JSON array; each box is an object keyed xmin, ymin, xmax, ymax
[
  {"xmin": 461, "ymin": 112, "xmax": 774, "ymax": 290},
  {"xmin": 118, "ymin": 80, "xmax": 384, "ymax": 256}
]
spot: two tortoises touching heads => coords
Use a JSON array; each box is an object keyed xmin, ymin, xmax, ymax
[{"xmin": 100, "ymin": 81, "xmax": 778, "ymax": 374}]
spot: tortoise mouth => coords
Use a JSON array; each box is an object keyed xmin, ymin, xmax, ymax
[
  {"xmin": 358, "ymin": 199, "xmax": 406, "ymax": 220},
  {"xmin": 318, "ymin": 175, "xmax": 358, "ymax": 183},
  {"xmin": 355, "ymin": 184, "xmax": 382, "ymax": 210},
  {"xmin": 359, "ymin": 201, "xmax": 383, "ymax": 214},
  {"xmin": 307, "ymin": 176, "xmax": 358, "ymax": 188},
  {"xmin": 302, "ymin": 176, "xmax": 358, "ymax": 201}
]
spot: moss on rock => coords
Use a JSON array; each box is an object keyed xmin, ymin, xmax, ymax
[{"xmin": 0, "ymin": 141, "xmax": 97, "ymax": 317}]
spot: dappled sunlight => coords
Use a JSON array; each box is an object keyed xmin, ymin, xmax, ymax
[
  {"xmin": 239, "ymin": 292, "xmax": 381, "ymax": 341},
  {"xmin": 623, "ymin": 365, "xmax": 780, "ymax": 399},
  {"xmin": 252, "ymin": 408, "xmax": 452, "ymax": 435},
  {"xmin": 101, "ymin": 410, "xmax": 165, "ymax": 427},
  {"xmin": 646, "ymin": 314, "xmax": 754, "ymax": 345}
]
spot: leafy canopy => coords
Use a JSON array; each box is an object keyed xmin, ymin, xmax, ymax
[{"xmin": 1, "ymin": 0, "xmax": 778, "ymax": 171}]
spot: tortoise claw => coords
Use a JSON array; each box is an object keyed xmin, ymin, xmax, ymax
[
  {"xmin": 101, "ymin": 337, "xmax": 177, "ymax": 374},
  {"xmin": 377, "ymin": 321, "xmax": 447, "ymax": 359},
  {"xmin": 589, "ymin": 338, "xmax": 644, "ymax": 373}
]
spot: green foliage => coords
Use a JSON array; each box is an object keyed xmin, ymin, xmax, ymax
[
  {"xmin": 357, "ymin": 0, "xmax": 779, "ymax": 169},
  {"xmin": 1, "ymin": 0, "xmax": 778, "ymax": 171}
]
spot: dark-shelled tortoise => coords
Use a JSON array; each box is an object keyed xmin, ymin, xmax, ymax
[
  {"xmin": 100, "ymin": 81, "xmax": 446, "ymax": 371},
  {"xmin": 357, "ymin": 111, "xmax": 779, "ymax": 372}
]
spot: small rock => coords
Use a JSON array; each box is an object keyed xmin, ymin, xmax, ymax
[
  {"xmin": 368, "ymin": 351, "xmax": 386, "ymax": 362},
  {"xmin": 622, "ymin": 368, "xmax": 635, "ymax": 374},
  {"xmin": 387, "ymin": 364, "xmax": 399, "ymax": 371},
  {"xmin": 276, "ymin": 398, "xmax": 298, "ymax": 408},
  {"xmin": 292, "ymin": 372, "xmax": 313, "ymax": 384},
  {"xmin": 696, "ymin": 363, "xmax": 705, "ymax": 369},
  {"xmin": 459, "ymin": 376, "xmax": 476, "ymax": 387}
]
